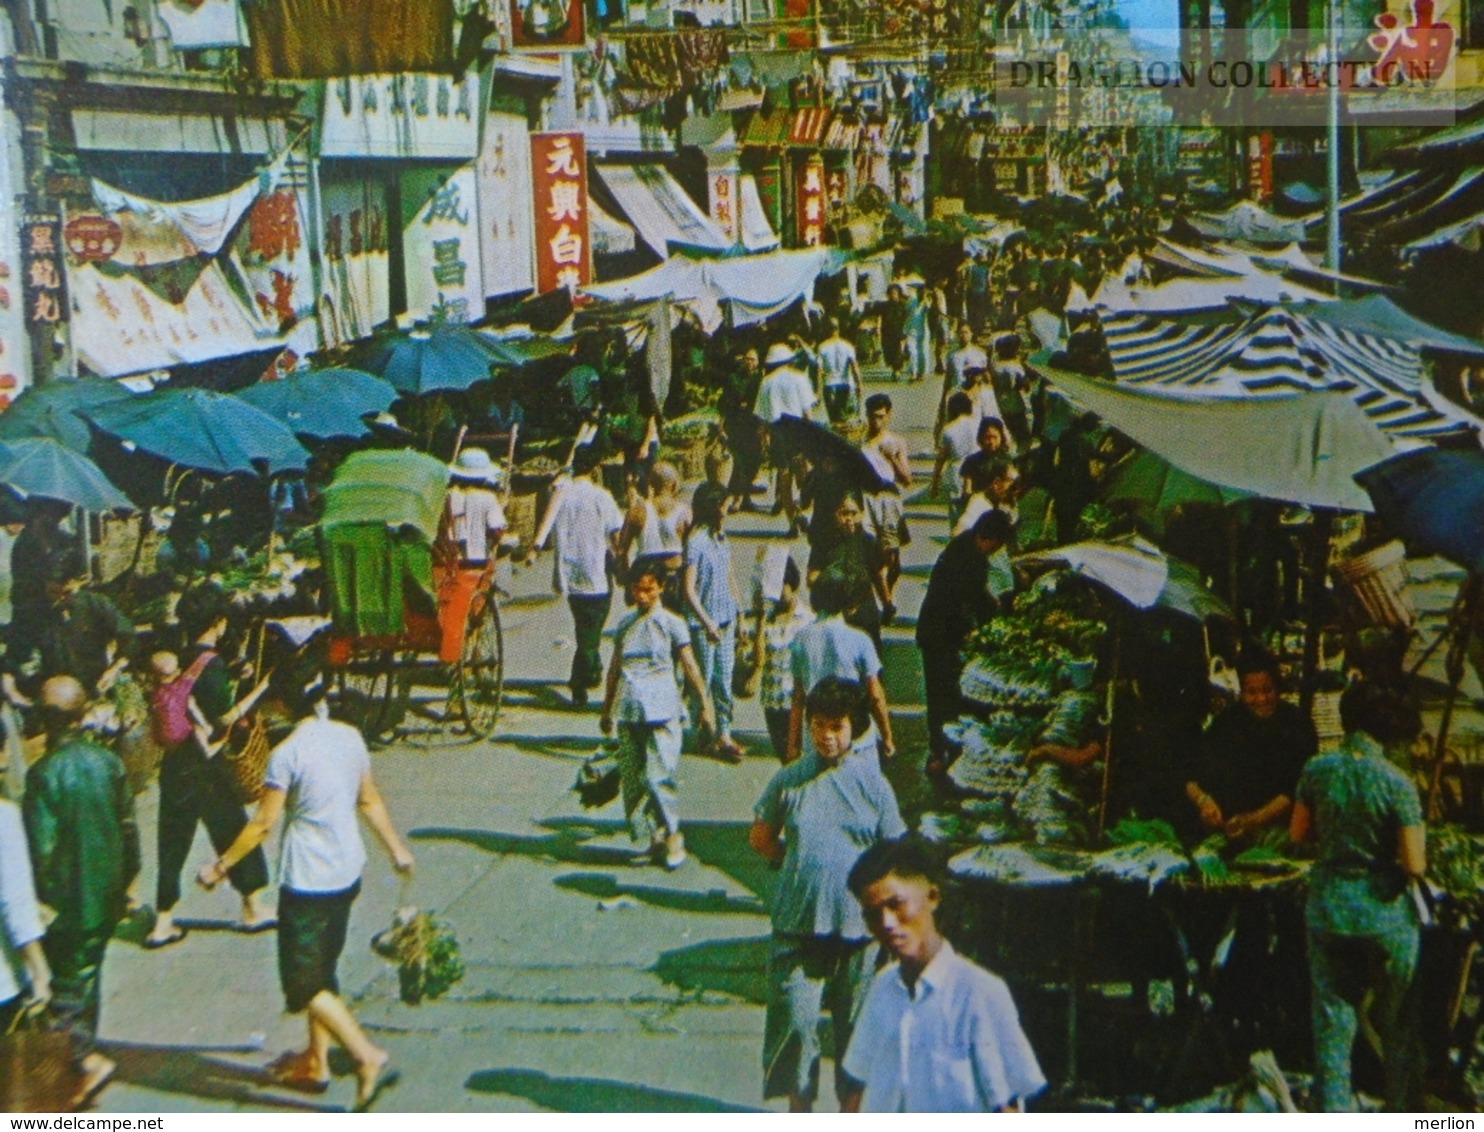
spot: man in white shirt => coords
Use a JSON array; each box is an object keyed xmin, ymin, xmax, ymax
[
  {"xmin": 842, "ymin": 839, "xmax": 1046, "ymax": 1113},
  {"xmin": 940, "ymin": 322, "xmax": 988, "ymax": 435},
  {"xmin": 199, "ymin": 680, "xmax": 415, "ymax": 1111},
  {"xmin": 755, "ymin": 343, "xmax": 818, "ymax": 536},
  {"xmin": 531, "ymin": 445, "xmax": 625, "ymax": 707},
  {"xmin": 816, "ymin": 318, "xmax": 863, "ymax": 425}
]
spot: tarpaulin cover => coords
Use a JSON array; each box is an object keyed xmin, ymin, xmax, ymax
[
  {"xmin": 1034, "ymin": 362, "xmax": 1400, "ymax": 511},
  {"xmin": 1284, "ymin": 293, "xmax": 1484, "ymax": 357},
  {"xmin": 1186, "ymin": 201, "xmax": 1307, "ymax": 245},
  {"xmin": 1092, "ymin": 269, "xmax": 1331, "ymax": 314},
  {"xmin": 320, "ymin": 522, "xmax": 435, "ymax": 638},
  {"xmin": 244, "ymin": 0, "xmax": 454, "ymax": 79},
  {"xmin": 740, "ymin": 175, "xmax": 779, "ymax": 252},
  {"xmin": 596, "ymin": 164, "xmax": 730, "ymax": 258}
]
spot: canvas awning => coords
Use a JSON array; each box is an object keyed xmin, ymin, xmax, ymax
[
  {"xmin": 1283, "ymin": 294, "xmax": 1484, "ymax": 356},
  {"xmin": 1032, "ymin": 362, "xmax": 1400, "ymax": 511},
  {"xmin": 1098, "ymin": 306, "xmax": 1472, "ymax": 442},
  {"xmin": 590, "ymin": 197, "xmax": 637, "ymax": 257},
  {"xmin": 740, "ymin": 175, "xmax": 779, "ymax": 252},
  {"xmin": 789, "ymin": 107, "xmax": 831, "ymax": 147},
  {"xmin": 1402, "ymin": 210, "xmax": 1484, "ymax": 258},
  {"xmin": 1091, "ymin": 271, "xmax": 1331, "ymax": 314},
  {"xmin": 595, "ymin": 163, "xmax": 730, "ymax": 259},
  {"xmin": 742, "ymin": 110, "xmax": 792, "ymax": 148},
  {"xmin": 1186, "ymin": 201, "xmax": 1306, "ymax": 245},
  {"xmin": 583, "ymin": 246, "xmax": 847, "ymax": 333}
]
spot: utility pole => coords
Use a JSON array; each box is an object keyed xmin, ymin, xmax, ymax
[{"xmin": 1326, "ymin": 0, "xmax": 1341, "ymax": 287}]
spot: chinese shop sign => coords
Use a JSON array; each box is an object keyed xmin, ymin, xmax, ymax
[
  {"xmin": 796, "ymin": 157, "xmax": 825, "ymax": 248},
  {"xmin": 710, "ymin": 170, "xmax": 739, "ymax": 243},
  {"xmin": 23, "ymin": 217, "xmax": 65, "ymax": 328},
  {"xmin": 531, "ymin": 132, "xmax": 591, "ymax": 294}
]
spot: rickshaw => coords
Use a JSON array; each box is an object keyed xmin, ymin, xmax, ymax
[{"xmin": 320, "ymin": 448, "xmax": 505, "ymax": 742}]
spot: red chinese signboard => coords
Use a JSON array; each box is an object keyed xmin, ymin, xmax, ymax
[
  {"xmin": 64, "ymin": 215, "xmax": 122, "ymax": 263},
  {"xmin": 710, "ymin": 171, "xmax": 738, "ymax": 243},
  {"xmin": 23, "ymin": 217, "xmax": 65, "ymax": 327},
  {"xmin": 796, "ymin": 156, "xmax": 825, "ymax": 248},
  {"xmin": 531, "ymin": 132, "xmax": 591, "ymax": 295}
]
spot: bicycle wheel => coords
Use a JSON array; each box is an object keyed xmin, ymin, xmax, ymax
[
  {"xmin": 457, "ymin": 591, "xmax": 505, "ymax": 739},
  {"xmin": 336, "ymin": 650, "xmax": 405, "ymax": 744}
]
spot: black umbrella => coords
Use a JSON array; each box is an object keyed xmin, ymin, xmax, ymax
[{"xmin": 769, "ymin": 417, "xmax": 893, "ymax": 495}]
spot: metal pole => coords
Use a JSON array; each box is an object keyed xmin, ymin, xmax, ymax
[{"xmin": 1326, "ymin": 0, "xmax": 1342, "ymax": 283}]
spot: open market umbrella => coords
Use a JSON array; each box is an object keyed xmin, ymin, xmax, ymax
[
  {"xmin": 80, "ymin": 387, "xmax": 309, "ymax": 475},
  {"xmin": 768, "ymin": 417, "xmax": 893, "ymax": 494},
  {"xmin": 1018, "ymin": 534, "xmax": 1233, "ymax": 621},
  {"xmin": 236, "ymin": 368, "xmax": 398, "ymax": 441},
  {"xmin": 1102, "ymin": 448, "xmax": 1252, "ymax": 532},
  {"xmin": 0, "ymin": 377, "xmax": 132, "ymax": 451},
  {"xmin": 360, "ymin": 325, "xmax": 503, "ymax": 396},
  {"xmin": 0, "ymin": 437, "xmax": 133, "ymax": 511},
  {"xmin": 475, "ymin": 330, "xmax": 573, "ymax": 369}
]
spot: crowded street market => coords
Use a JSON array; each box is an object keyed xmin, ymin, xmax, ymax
[{"xmin": 2, "ymin": 0, "xmax": 1484, "ymax": 1116}]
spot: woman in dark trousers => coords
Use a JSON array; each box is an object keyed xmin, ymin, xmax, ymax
[{"xmin": 145, "ymin": 599, "xmax": 272, "ymax": 948}]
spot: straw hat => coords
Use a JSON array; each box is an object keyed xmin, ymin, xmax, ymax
[{"xmin": 450, "ymin": 447, "xmax": 504, "ymax": 486}]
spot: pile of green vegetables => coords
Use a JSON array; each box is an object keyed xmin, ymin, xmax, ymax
[{"xmin": 374, "ymin": 912, "xmax": 466, "ymax": 1006}]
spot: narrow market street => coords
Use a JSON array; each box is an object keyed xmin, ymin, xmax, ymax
[{"xmin": 90, "ymin": 377, "xmax": 945, "ymax": 1114}]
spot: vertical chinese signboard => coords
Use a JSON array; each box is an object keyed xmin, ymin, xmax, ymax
[
  {"xmin": 531, "ymin": 132, "xmax": 591, "ymax": 295},
  {"xmin": 23, "ymin": 217, "xmax": 65, "ymax": 332},
  {"xmin": 709, "ymin": 169, "xmax": 739, "ymax": 243},
  {"xmin": 403, "ymin": 165, "xmax": 485, "ymax": 324},
  {"xmin": 478, "ymin": 108, "xmax": 536, "ymax": 299},
  {"xmin": 322, "ymin": 177, "xmax": 391, "ymax": 344},
  {"xmin": 796, "ymin": 157, "xmax": 825, "ymax": 248},
  {"xmin": 1247, "ymin": 132, "xmax": 1274, "ymax": 205}
]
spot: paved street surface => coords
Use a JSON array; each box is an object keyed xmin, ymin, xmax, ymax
[{"xmin": 94, "ymin": 375, "xmax": 947, "ymax": 1114}]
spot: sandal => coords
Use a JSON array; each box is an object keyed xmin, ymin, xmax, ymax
[
  {"xmin": 266, "ymin": 1052, "xmax": 330, "ymax": 1096},
  {"xmin": 143, "ymin": 927, "xmax": 188, "ymax": 950}
]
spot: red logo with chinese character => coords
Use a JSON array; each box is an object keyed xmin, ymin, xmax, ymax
[
  {"xmin": 1370, "ymin": 0, "xmax": 1455, "ymax": 84},
  {"xmin": 64, "ymin": 215, "xmax": 122, "ymax": 263}
]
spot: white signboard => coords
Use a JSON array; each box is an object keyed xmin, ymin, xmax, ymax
[
  {"xmin": 322, "ymin": 73, "xmax": 481, "ymax": 161},
  {"xmin": 0, "ymin": 91, "xmax": 31, "ymax": 406},
  {"xmin": 403, "ymin": 164, "xmax": 484, "ymax": 324},
  {"xmin": 321, "ymin": 177, "xmax": 391, "ymax": 344},
  {"xmin": 477, "ymin": 110, "xmax": 536, "ymax": 299}
]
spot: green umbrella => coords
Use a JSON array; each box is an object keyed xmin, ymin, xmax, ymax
[
  {"xmin": 80, "ymin": 387, "xmax": 309, "ymax": 475},
  {"xmin": 0, "ymin": 437, "xmax": 133, "ymax": 511},
  {"xmin": 236, "ymin": 368, "xmax": 398, "ymax": 440},
  {"xmin": 0, "ymin": 377, "xmax": 132, "ymax": 451},
  {"xmin": 1102, "ymin": 448, "xmax": 1250, "ymax": 532},
  {"xmin": 475, "ymin": 330, "xmax": 573, "ymax": 369},
  {"xmin": 360, "ymin": 325, "xmax": 503, "ymax": 396}
]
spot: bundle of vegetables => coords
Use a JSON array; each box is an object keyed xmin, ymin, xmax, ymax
[
  {"xmin": 944, "ymin": 714, "xmax": 1037, "ymax": 798},
  {"xmin": 1088, "ymin": 841, "xmax": 1190, "ymax": 893},
  {"xmin": 959, "ymin": 579, "xmax": 1106, "ymax": 709},
  {"xmin": 1428, "ymin": 824, "xmax": 1484, "ymax": 908},
  {"xmin": 372, "ymin": 908, "xmax": 466, "ymax": 1006},
  {"xmin": 660, "ymin": 409, "xmax": 720, "ymax": 446},
  {"xmin": 210, "ymin": 549, "xmax": 311, "ymax": 609},
  {"xmin": 1015, "ymin": 762, "xmax": 1092, "ymax": 846},
  {"xmin": 949, "ymin": 842, "xmax": 1091, "ymax": 887},
  {"xmin": 958, "ymin": 655, "xmax": 1059, "ymax": 710}
]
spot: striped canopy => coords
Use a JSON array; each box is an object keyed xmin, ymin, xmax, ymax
[{"xmin": 1099, "ymin": 307, "xmax": 1471, "ymax": 442}]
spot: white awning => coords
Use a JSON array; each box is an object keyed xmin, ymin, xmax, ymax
[
  {"xmin": 596, "ymin": 164, "xmax": 731, "ymax": 258},
  {"xmin": 590, "ymin": 198, "xmax": 637, "ymax": 257},
  {"xmin": 739, "ymin": 175, "xmax": 779, "ymax": 252},
  {"xmin": 71, "ymin": 109, "xmax": 287, "ymax": 155}
]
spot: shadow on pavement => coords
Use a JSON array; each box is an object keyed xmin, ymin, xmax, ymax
[
  {"xmin": 653, "ymin": 935, "xmax": 771, "ymax": 1006},
  {"xmin": 100, "ymin": 1042, "xmax": 339, "ymax": 1112},
  {"xmin": 552, "ymin": 872, "xmax": 766, "ymax": 916},
  {"xmin": 410, "ymin": 825, "xmax": 636, "ymax": 868},
  {"xmin": 465, "ymin": 1068, "xmax": 759, "ymax": 1112}
]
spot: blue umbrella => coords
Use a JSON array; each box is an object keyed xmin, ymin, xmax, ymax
[
  {"xmin": 359, "ymin": 325, "xmax": 502, "ymax": 395},
  {"xmin": 236, "ymin": 368, "xmax": 398, "ymax": 440},
  {"xmin": 80, "ymin": 387, "xmax": 309, "ymax": 475},
  {"xmin": 0, "ymin": 377, "xmax": 132, "ymax": 451},
  {"xmin": 0, "ymin": 437, "xmax": 133, "ymax": 511},
  {"xmin": 1355, "ymin": 448, "xmax": 1484, "ymax": 574}
]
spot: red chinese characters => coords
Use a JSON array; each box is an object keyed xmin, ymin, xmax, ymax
[
  {"xmin": 531, "ymin": 132, "xmax": 591, "ymax": 295},
  {"xmin": 22, "ymin": 218, "xmax": 65, "ymax": 327},
  {"xmin": 246, "ymin": 191, "xmax": 303, "ymax": 263},
  {"xmin": 796, "ymin": 158, "xmax": 826, "ymax": 248},
  {"xmin": 64, "ymin": 215, "xmax": 123, "ymax": 263}
]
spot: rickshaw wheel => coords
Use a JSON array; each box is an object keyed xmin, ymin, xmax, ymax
[
  {"xmin": 457, "ymin": 591, "xmax": 504, "ymax": 739},
  {"xmin": 336, "ymin": 650, "xmax": 405, "ymax": 745}
]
